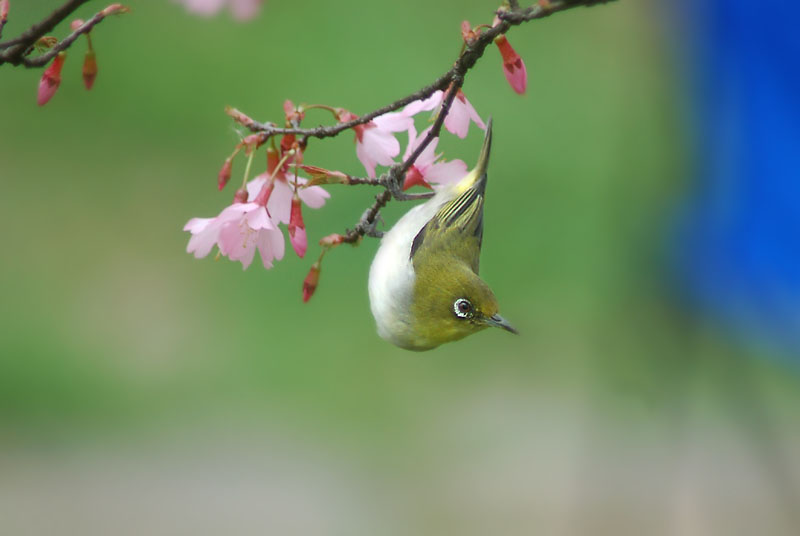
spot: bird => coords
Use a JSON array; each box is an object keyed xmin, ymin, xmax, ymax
[{"xmin": 368, "ymin": 119, "xmax": 517, "ymax": 351}]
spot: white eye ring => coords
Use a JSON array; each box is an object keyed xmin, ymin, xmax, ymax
[{"xmin": 453, "ymin": 298, "xmax": 474, "ymax": 319}]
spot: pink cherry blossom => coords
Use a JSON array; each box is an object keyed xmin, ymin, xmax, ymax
[
  {"xmin": 183, "ymin": 203, "xmax": 249, "ymax": 259},
  {"xmin": 218, "ymin": 202, "xmax": 285, "ymax": 269},
  {"xmin": 246, "ymin": 171, "xmax": 329, "ymax": 225},
  {"xmin": 184, "ymin": 183, "xmax": 286, "ymax": 269},
  {"xmin": 402, "ymin": 89, "xmax": 486, "ymax": 139},
  {"xmin": 495, "ymin": 35, "xmax": 527, "ymax": 95},
  {"xmin": 339, "ymin": 110, "xmax": 413, "ymax": 178},
  {"xmin": 174, "ymin": 0, "xmax": 263, "ymax": 21},
  {"xmin": 402, "ymin": 126, "xmax": 467, "ymax": 190}
]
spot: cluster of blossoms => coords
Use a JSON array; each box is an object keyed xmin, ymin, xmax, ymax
[
  {"xmin": 173, "ymin": 0, "xmax": 264, "ymax": 21},
  {"xmin": 34, "ymin": 4, "xmax": 129, "ymax": 106},
  {"xmin": 184, "ymin": 18, "xmax": 528, "ymax": 301}
]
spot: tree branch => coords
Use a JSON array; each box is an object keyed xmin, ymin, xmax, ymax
[
  {"xmin": 214, "ymin": 0, "xmax": 616, "ymax": 258},
  {"xmin": 325, "ymin": 0, "xmax": 617, "ymax": 244},
  {"xmin": 0, "ymin": 0, "xmax": 90, "ymax": 63},
  {"xmin": 19, "ymin": 9, "xmax": 110, "ymax": 67}
]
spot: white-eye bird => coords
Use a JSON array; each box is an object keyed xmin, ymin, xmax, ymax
[{"xmin": 368, "ymin": 119, "xmax": 517, "ymax": 351}]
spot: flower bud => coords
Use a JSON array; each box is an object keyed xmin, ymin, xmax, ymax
[
  {"xmin": 233, "ymin": 187, "xmax": 248, "ymax": 204},
  {"xmin": 334, "ymin": 107, "xmax": 357, "ymax": 123},
  {"xmin": 82, "ymin": 49, "xmax": 97, "ymax": 90},
  {"xmin": 100, "ymin": 4, "xmax": 130, "ymax": 16},
  {"xmin": 283, "ymin": 99, "xmax": 305, "ymax": 124},
  {"xmin": 37, "ymin": 52, "xmax": 66, "ymax": 106},
  {"xmin": 264, "ymin": 146, "xmax": 279, "ymax": 176},
  {"xmin": 300, "ymin": 165, "xmax": 351, "ymax": 186},
  {"xmin": 0, "ymin": 0, "xmax": 8, "ymax": 23},
  {"xmin": 288, "ymin": 195, "xmax": 307, "ymax": 258},
  {"xmin": 319, "ymin": 234, "xmax": 345, "ymax": 248},
  {"xmin": 302, "ymin": 261, "xmax": 321, "ymax": 303},
  {"xmin": 241, "ymin": 133, "xmax": 265, "ymax": 154},
  {"xmin": 494, "ymin": 35, "xmax": 527, "ymax": 95},
  {"xmin": 70, "ymin": 19, "xmax": 85, "ymax": 31},
  {"xmin": 280, "ymin": 134, "xmax": 302, "ymax": 165},
  {"xmin": 461, "ymin": 20, "xmax": 478, "ymax": 45},
  {"xmin": 225, "ymin": 106, "xmax": 255, "ymax": 128},
  {"xmin": 217, "ymin": 158, "xmax": 232, "ymax": 190}
]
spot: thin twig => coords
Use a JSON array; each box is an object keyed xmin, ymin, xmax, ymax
[
  {"xmin": 347, "ymin": 177, "xmax": 383, "ymax": 186},
  {"xmin": 229, "ymin": 1, "xmax": 614, "ymax": 248},
  {"xmin": 0, "ymin": 0, "xmax": 90, "ymax": 62},
  {"xmin": 306, "ymin": 0, "xmax": 615, "ymax": 243},
  {"xmin": 20, "ymin": 9, "xmax": 111, "ymax": 67},
  {"xmin": 342, "ymin": 191, "xmax": 392, "ymax": 244}
]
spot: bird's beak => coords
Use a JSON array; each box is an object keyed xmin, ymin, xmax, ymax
[{"xmin": 486, "ymin": 313, "xmax": 518, "ymax": 334}]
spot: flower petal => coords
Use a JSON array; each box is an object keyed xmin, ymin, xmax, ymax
[
  {"xmin": 186, "ymin": 222, "xmax": 221, "ymax": 258},
  {"xmin": 245, "ymin": 206, "xmax": 274, "ymax": 230},
  {"xmin": 183, "ymin": 217, "xmax": 213, "ymax": 233},
  {"xmin": 373, "ymin": 112, "xmax": 413, "ymax": 133},
  {"xmin": 464, "ymin": 96, "xmax": 487, "ymax": 130},
  {"xmin": 425, "ymin": 159, "xmax": 468, "ymax": 186},
  {"xmin": 267, "ymin": 179, "xmax": 293, "ymax": 224},
  {"xmin": 444, "ymin": 101, "xmax": 471, "ymax": 139},
  {"xmin": 270, "ymin": 225, "xmax": 285, "ymax": 261},
  {"xmin": 298, "ymin": 185, "xmax": 330, "ymax": 209},
  {"xmin": 356, "ymin": 140, "xmax": 378, "ymax": 178},
  {"xmin": 246, "ymin": 175, "xmax": 267, "ymax": 201},
  {"xmin": 503, "ymin": 59, "xmax": 527, "ymax": 95},
  {"xmin": 444, "ymin": 91, "xmax": 486, "ymax": 138},
  {"xmin": 402, "ymin": 90, "xmax": 443, "ymax": 117},
  {"xmin": 362, "ymin": 128, "xmax": 400, "ymax": 163},
  {"xmin": 413, "ymin": 127, "xmax": 439, "ymax": 170},
  {"xmin": 229, "ymin": 0, "xmax": 262, "ymax": 21},
  {"xmin": 220, "ymin": 220, "xmax": 256, "ymax": 270},
  {"xmin": 289, "ymin": 226, "xmax": 307, "ymax": 258},
  {"xmin": 402, "ymin": 124, "xmax": 418, "ymax": 161},
  {"xmin": 178, "ymin": 0, "xmax": 227, "ymax": 17},
  {"xmin": 256, "ymin": 229, "xmax": 277, "ymax": 269}
]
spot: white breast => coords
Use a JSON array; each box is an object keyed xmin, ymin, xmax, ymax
[{"xmin": 368, "ymin": 198, "xmax": 444, "ymax": 348}]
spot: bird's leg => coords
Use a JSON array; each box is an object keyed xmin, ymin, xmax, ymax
[
  {"xmin": 360, "ymin": 209, "xmax": 385, "ymax": 238},
  {"xmin": 396, "ymin": 191, "xmax": 435, "ymax": 201},
  {"xmin": 385, "ymin": 180, "xmax": 434, "ymax": 201}
]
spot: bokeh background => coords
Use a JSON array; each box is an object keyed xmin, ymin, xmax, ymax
[{"xmin": 1, "ymin": 1, "xmax": 799, "ymax": 534}]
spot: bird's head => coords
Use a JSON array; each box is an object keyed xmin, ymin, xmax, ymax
[{"xmin": 409, "ymin": 260, "xmax": 517, "ymax": 350}]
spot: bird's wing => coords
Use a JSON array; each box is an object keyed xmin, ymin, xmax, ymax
[
  {"xmin": 410, "ymin": 182, "xmax": 485, "ymax": 274},
  {"xmin": 409, "ymin": 118, "xmax": 492, "ymax": 275}
]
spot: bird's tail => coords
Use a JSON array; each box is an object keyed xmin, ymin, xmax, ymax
[{"xmin": 454, "ymin": 117, "xmax": 492, "ymax": 195}]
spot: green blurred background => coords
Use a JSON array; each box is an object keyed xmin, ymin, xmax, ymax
[{"xmin": 1, "ymin": 1, "xmax": 799, "ymax": 534}]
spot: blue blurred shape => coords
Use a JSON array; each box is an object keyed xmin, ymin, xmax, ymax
[{"xmin": 675, "ymin": 0, "xmax": 800, "ymax": 357}]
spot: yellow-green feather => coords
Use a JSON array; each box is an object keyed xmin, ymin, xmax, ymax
[
  {"xmin": 404, "ymin": 120, "xmax": 497, "ymax": 349},
  {"xmin": 409, "ymin": 117, "xmax": 492, "ymax": 273}
]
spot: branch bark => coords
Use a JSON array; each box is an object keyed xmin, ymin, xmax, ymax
[
  {"xmin": 260, "ymin": 0, "xmax": 615, "ymax": 244},
  {"xmin": 18, "ymin": 9, "xmax": 111, "ymax": 67},
  {"xmin": 0, "ymin": 0, "xmax": 91, "ymax": 64}
]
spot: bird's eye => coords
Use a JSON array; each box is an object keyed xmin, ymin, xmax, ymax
[{"xmin": 453, "ymin": 298, "xmax": 474, "ymax": 319}]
